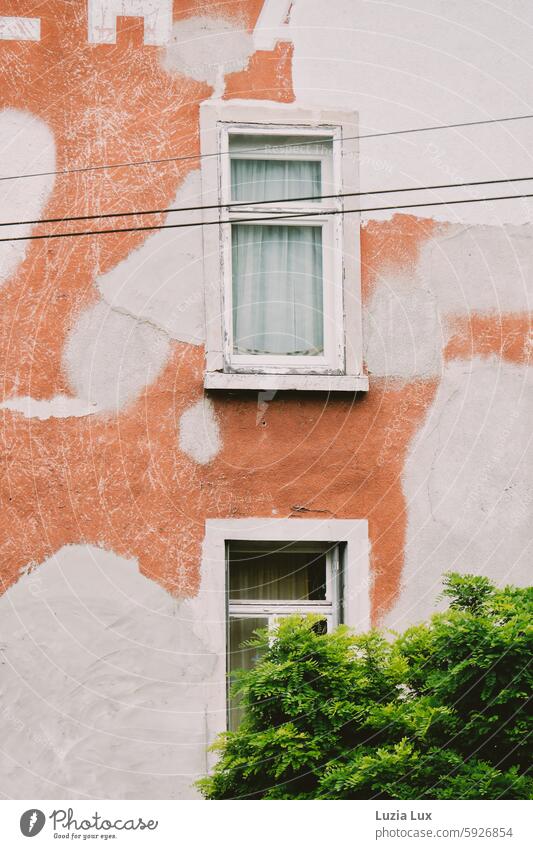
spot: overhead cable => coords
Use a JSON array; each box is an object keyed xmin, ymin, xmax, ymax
[
  {"xmin": 3, "ymin": 174, "xmax": 533, "ymax": 230},
  {"xmin": 2, "ymin": 112, "xmax": 533, "ymax": 183},
  {"xmin": 2, "ymin": 190, "xmax": 533, "ymax": 243}
]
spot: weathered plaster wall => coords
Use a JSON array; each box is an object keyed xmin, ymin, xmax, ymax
[
  {"xmin": 0, "ymin": 544, "xmax": 224, "ymax": 799},
  {"xmin": 161, "ymin": 14, "xmax": 254, "ymax": 95},
  {"xmin": 0, "ymin": 110, "xmax": 55, "ymax": 286},
  {"xmin": 0, "ymin": 0, "xmax": 531, "ymax": 799},
  {"xmin": 0, "ymin": 0, "xmax": 289, "ymax": 798},
  {"xmin": 359, "ymin": 216, "xmax": 532, "ymax": 624},
  {"xmin": 88, "ymin": 0, "xmax": 173, "ymax": 45},
  {"xmin": 290, "ymin": 0, "xmax": 533, "ymax": 226},
  {"xmin": 388, "ymin": 355, "xmax": 532, "ymax": 631},
  {"xmin": 96, "ymin": 170, "xmax": 206, "ymax": 345},
  {"xmin": 288, "ymin": 0, "xmax": 533, "ymax": 623}
]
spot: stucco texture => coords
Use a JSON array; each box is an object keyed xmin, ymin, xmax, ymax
[{"xmin": 0, "ymin": 0, "xmax": 531, "ymax": 799}]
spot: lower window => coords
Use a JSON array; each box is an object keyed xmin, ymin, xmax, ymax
[{"xmin": 227, "ymin": 540, "xmax": 342, "ymax": 730}]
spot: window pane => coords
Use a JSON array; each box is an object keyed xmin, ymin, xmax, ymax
[
  {"xmin": 232, "ymin": 224, "xmax": 324, "ymax": 356},
  {"xmin": 228, "ymin": 616, "xmax": 268, "ymax": 731},
  {"xmin": 229, "ymin": 134, "xmax": 332, "ymax": 156},
  {"xmin": 229, "ymin": 546, "xmax": 327, "ymax": 601},
  {"xmin": 231, "ymin": 158, "xmax": 321, "ymax": 203}
]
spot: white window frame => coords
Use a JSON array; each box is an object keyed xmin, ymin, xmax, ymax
[
  {"xmin": 200, "ymin": 100, "xmax": 368, "ymax": 393},
  {"xmin": 224, "ymin": 129, "xmax": 339, "ymax": 371},
  {"xmin": 228, "ymin": 540, "xmax": 342, "ymax": 628},
  {"xmin": 201, "ymin": 518, "xmax": 370, "ymax": 744},
  {"xmin": 227, "ymin": 541, "xmax": 341, "ymax": 730}
]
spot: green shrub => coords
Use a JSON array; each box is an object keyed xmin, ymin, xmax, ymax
[{"xmin": 197, "ymin": 574, "xmax": 532, "ymax": 799}]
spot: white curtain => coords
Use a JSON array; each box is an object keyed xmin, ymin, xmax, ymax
[
  {"xmin": 231, "ymin": 157, "xmax": 321, "ymax": 203},
  {"xmin": 230, "ymin": 156, "xmax": 324, "ymax": 356},
  {"xmin": 229, "ymin": 551, "xmax": 326, "ymax": 601},
  {"xmin": 228, "ymin": 616, "xmax": 268, "ymax": 730},
  {"xmin": 232, "ymin": 224, "xmax": 324, "ymax": 355}
]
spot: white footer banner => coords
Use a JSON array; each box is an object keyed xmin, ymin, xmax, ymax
[{"xmin": 1, "ymin": 800, "xmax": 530, "ymax": 848}]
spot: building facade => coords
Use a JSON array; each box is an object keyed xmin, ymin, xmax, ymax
[{"xmin": 0, "ymin": 0, "xmax": 530, "ymax": 799}]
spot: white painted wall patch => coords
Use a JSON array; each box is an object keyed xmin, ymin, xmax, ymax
[
  {"xmin": 0, "ymin": 17, "xmax": 40, "ymax": 41},
  {"xmin": 63, "ymin": 300, "xmax": 171, "ymax": 414},
  {"xmin": 161, "ymin": 16, "xmax": 254, "ymax": 97},
  {"xmin": 253, "ymin": 0, "xmax": 293, "ymax": 50},
  {"xmin": 179, "ymin": 398, "xmax": 221, "ymax": 465},
  {"xmin": 0, "ymin": 110, "xmax": 55, "ymax": 287},
  {"xmin": 0, "ymin": 545, "xmax": 222, "ymax": 798},
  {"xmin": 88, "ymin": 0, "xmax": 172, "ymax": 45}
]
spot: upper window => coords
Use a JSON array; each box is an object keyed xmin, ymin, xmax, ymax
[
  {"xmin": 228, "ymin": 134, "xmax": 332, "ymax": 364},
  {"xmin": 200, "ymin": 101, "xmax": 368, "ymax": 392}
]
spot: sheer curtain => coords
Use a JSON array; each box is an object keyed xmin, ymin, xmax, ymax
[
  {"xmin": 230, "ymin": 157, "xmax": 324, "ymax": 356},
  {"xmin": 232, "ymin": 224, "xmax": 323, "ymax": 355},
  {"xmin": 229, "ymin": 550, "xmax": 327, "ymax": 601},
  {"xmin": 231, "ymin": 158, "xmax": 321, "ymax": 203},
  {"xmin": 228, "ymin": 616, "xmax": 268, "ymax": 731}
]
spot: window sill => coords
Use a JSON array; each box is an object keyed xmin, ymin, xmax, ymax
[{"xmin": 204, "ymin": 372, "xmax": 369, "ymax": 392}]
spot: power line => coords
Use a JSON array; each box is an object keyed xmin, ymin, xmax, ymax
[
  {"xmin": 1, "ymin": 112, "xmax": 533, "ymax": 184},
  {"xmin": 3, "ymin": 174, "xmax": 533, "ymax": 230},
  {"xmin": 1, "ymin": 190, "xmax": 533, "ymax": 244}
]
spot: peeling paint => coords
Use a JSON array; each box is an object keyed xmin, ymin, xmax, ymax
[
  {"xmin": 0, "ymin": 395, "xmax": 99, "ymax": 420},
  {"xmin": 162, "ymin": 15, "xmax": 254, "ymax": 96},
  {"xmin": 444, "ymin": 314, "xmax": 532, "ymax": 364},
  {"xmin": 87, "ymin": 0, "xmax": 173, "ymax": 45},
  {"xmin": 364, "ymin": 271, "xmax": 443, "ymax": 379},
  {"xmin": 223, "ymin": 41, "xmax": 294, "ymax": 101},
  {"xmin": 0, "ymin": 16, "xmax": 40, "ymax": 41},
  {"xmin": 179, "ymin": 397, "xmax": 221, "ymax": 465},
  {"xmin": 96, "ymin": 171, "xmax": 206, "ymax": 345},
  {"xmin": 0, "ymin": 110, "xmax": 55, "ymax": 286},
  {"xmin": 421, "ymin": 222, "xmax": 533, "ymax": 316},
  {"xmin": 0, "ymin": 0, "xmax": 531, "ymax": 801},
  {"xmin": 63, "ymin": 299, "xmax": 171, "ymax": 413}
]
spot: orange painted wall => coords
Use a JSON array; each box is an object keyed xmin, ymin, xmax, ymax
[{"xmin": 0, "ymin": 0, "xmax": 527, "ymax": 626}]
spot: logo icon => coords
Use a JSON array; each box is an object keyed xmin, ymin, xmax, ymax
[{"xmin": 20, "ymin": 810, "xmax": 46, "ymax": 837}]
